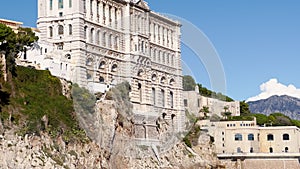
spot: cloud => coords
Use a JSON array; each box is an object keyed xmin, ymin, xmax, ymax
[{"xmin": 247, "ymin": 78, "xmax": 300, "ymax": 102}]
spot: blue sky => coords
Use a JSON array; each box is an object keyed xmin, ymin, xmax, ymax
[{"xmin": 1, "ymin": 0, "xmax": 300, "ymax": 101}]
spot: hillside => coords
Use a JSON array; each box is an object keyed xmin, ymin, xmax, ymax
[
  {"xmin": 248, "ymin": 95, "xmax": 300, "ymax": 120},
  {"xmin": 0, "ymin": 66, "xmax": 223, "ymax": 168}
]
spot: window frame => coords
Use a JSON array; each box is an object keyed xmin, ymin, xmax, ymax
[
  {"xmin": 235, "ymin": 133, "xmax": 243, "ymax": 141},
  {"xmin": 283, "ymin": 134, "xmax": 289, "ymax": 141},
  {"xmin": 267, "ymin": 134, "xmax": 274, "ymax": 141},
  {"xmin": 58, "ymin": 0, "xmax": 64, "ymax": 9},
  {"xmin": 248, "ymin": 134, "xmax": 254, "ymax": 141}
]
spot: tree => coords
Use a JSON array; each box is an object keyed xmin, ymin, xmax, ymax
[
  {"xmin": 240, "ymin": 100, "xmax": 251, "ymax": 115},
  {"xmin": 222, "ymin": 106, "xmax": 232, "ymax": 119},
  {"xmin": 182, "ymin": 75, "xmax": 196, "ymax": 91},
  {"xmin": 0, "ymin": 24, "xmax": 38, "ymax": 77},
  {"xmin": 199, "ymin": 106, "xmax": 209, "ymax": 119}
]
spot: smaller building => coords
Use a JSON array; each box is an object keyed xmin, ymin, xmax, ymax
[
  {"xmin": 183, "ymin": 87, "xmax": 240, "ymax": 118},
  {"xmin": 0, "ymin": 18, "xmax": 23, "ymax": 33},
  {"xmin": 209, "ymin": 119, "xmax": 300, "ymax": 155}
]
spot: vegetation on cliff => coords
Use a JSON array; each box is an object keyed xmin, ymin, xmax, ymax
[
  {"xmin": 182, "ymin": 75, "xmax": 234, "ymax": 102},
  {"xmin": 0, "ymin": 66, "xmax": 87, "ymax": 143}
]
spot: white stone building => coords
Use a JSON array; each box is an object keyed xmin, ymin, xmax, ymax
[
  {"xmin": 183, "ymin": 87, "xmax": 240, "ymax": 118},
  {"xmin": 20, "ymin": 0, "xmax": 185, "ymax": 142},
  {"xmin": 203, "ymin": 119, "xmax": 300, "ymax": 162}
]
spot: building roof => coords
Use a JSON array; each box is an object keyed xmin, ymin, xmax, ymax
[{"xmin": 0, "ymin": 18, "xmax": 23, "ymax": 27}]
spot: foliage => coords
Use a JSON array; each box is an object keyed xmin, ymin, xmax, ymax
[
  {"xmin": 72, "ymin": 84, "xmax": 96, "ymax": 114},
  {"xmin": 240, "ymin": 100, "xmax": 251, "ymax": 115},
  {"xmin": 252, "ymin": 114, "xmax": 268, "ymax": 125},
  {"xmin": 0, "ymin": 23, "xmax": 38, "ymax": 75},
  {"xmin": 197, "ymin": 84, "xmax": 234, "ymax": 102},
  {"xmin": 268, "ymin": 113, "xmax": 292, "ymax": 126},
  {"xmin": 291, "ymin": 120, "xmax": 300, "ymax": 128},
  {"xmin": 1, "ymin": 66, "xmax": 87, "ymax": 143},
  {"xmin": 183, "ymin": 124, "xmax": 201, "ymax": 148},
  {"xmin": 251, "ymin": 113, "xmax": 293, "ymax": 126},
  {"xmin": 182, "ymin": 75, "xmax": 196, "ymax": 91}
]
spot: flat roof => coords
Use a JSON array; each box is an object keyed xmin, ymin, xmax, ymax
[{"xmin": 0, "ymin": 18, "xmax": 23, "ymax": 25}]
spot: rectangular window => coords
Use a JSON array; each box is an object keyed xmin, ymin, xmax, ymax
[
  {"xmin": 161, "ymin": 89, "xmax": 165, "ymax": 107},
  {"xmin": 184, "ymin": 99, "xmax": 188, "ymax": 107},
  {"xmin": 90, "ymin": 0, "xmax": 93, "ymax": 15},
  {"xmin": 152, "ymin": 88, "xmax": 156, "ymax": 106},
  {"xmin": 83, "ymin": 0, "xmax": 86, "ymax": 13},
  {"xmin": 69, "ymin": 24, "xmax": 72, "ymax": 35},
  {"xmin": 58, "ymin": 0, "xmax": 64, "ymax": 9},
  {"xmin": 50, "ymin": 0, "xmax": 53, "ymax": 10},
  {"xmin": 69, "ymin": 0, "xmax": 72, "ymax": 8}
]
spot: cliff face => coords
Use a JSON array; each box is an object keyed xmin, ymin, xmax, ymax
[
  {"xmin": 0, "ymin": 129, "xmax": 221, "ymax": 169},
  {"xmin": 0, "ymin": 68, "xmax": 223, "ymax": 168}
]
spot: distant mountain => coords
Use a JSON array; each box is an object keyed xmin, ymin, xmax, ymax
[{"xmin": 247, "ymin": 95, "xmax": 300, "ymax": 120}]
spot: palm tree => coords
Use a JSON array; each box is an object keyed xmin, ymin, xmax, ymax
[
  {"xmin": 222, "ymin": 106, "xmax": 232, "ymax": 120},
  {"xmin": 199, "ymin": 106, "xmax": 209, "ymax": 119}
]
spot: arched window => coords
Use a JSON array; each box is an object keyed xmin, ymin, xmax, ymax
[
  {"xmin": 169, "ymin": 79, "xmax": 175, "ymax": 86},
  {"xmin": 108, "ymin": 34, "xmax": 112, "ymax": 48},
  {"xmin": 102, "ymin": 32, "xmax": 106, "ymax": 47},
  {"xmin": 269, "ymin": 147, "xmax": 273, "ymax": 153},
  {"xmin": 111, "ymin": 64, "xmax": 117, "ymax": 72},
  {"xmin": 86, "ymin": 58, "xmax": 93, "ymax": 66},
  {"xmin": 285, "ymin": 147, "xmax": 289, "ymax": 153},
  {"xmin": 153, "ymin": 49, "xmax": 156, "ymax": 61},
  {"xmin": 160, "ymin": 77, "xmax": 166, "ymax": 84},
  {"xmin": 87, "ymin": 73, "xmax": 92, "ymax": 79},
  {"xmin": 170, "ymin": 91, "xmax": 174, "ymax": 108},
  {"xmin": 99, "ymin": 76, "xmax": 104, "ymax": 83},
  {"xmin": 84, "ymin": 26, "xmax": 88, "ymax": 39},
  {"xmin": 283, "ymin": 134, "xmax": 289, "ymax": 140},
  {"xmin": 96, "ymin": 30, "xmax": 100, "ymax": 44},
  {"xmin": 161, "ymin": 89, "xmax": 165, "ymax": 107},
  {"xmin": 137, "ymin": 69, "xmax": 143, "ymax": 77},
  {"xmin": 68, "ymin": 24, "xmax": 72, "ymax": 35},
  {"xmin": 235, "ymin": 134, "xmax": 242, "ymax": 141},
  {"xmin": 99, "ymin": 61, "xmax": 105, "ymax": 69},
  {"xmin": 152, "ymin": 88, "xmax": 156, "ymax": 105},
  {"xmin": 237, "ymin": 147, "xmax": 242, "ymax": 153},
  {"xmin": 49, "ymin": 26, "xmax": 53, "ymax": 37},
  {"xmin": 114, "ymin": 36, "xmax": 119, "ymax": 50},
  {"xmin": 267, "ymin": 134, "xmax": 274, "ymax": 141},
  {"xmin": 151, "ymin": 74, "xmax": 157, "ymax": 81},
  {"xmin": 248, "ymin": 134, "xmax": 254, "ymax": 141},
  {"xmin": 58, "ymin": 25, "xmax": 64, "ymax": 35},
  {"xmin": 90, "ymin": 28, "xmax": 94, "ymax": 43}
]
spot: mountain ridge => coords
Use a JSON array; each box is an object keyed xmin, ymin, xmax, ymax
[{"xmin": 248, "ymin": 95, "xmax": 300, "ymax": 120}]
